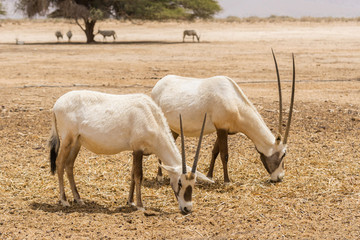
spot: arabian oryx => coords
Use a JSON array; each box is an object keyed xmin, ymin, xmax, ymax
[
  {"xmin": 97, "ymin": 30, "xmax": 117, "ymax": 41},
  {"xmin": 55, "ymin": 31, "xmax": 63, "ymax": 41},
  {"xmin": 183, "ymin": 30, "xmax": 200, "ymax": 42},
  {"xmin": 48, "ymin": 90, "xmax": 212, "ymax": 213},
  {"xmin": 152, "ymin": 50, "xmax": 296, "ymax": 183},
  {"xmin": 66, "ymin": 30, "xmax": 72, "ymax": 42}
]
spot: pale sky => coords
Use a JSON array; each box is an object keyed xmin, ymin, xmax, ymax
[
  {"xmin": 216, "ymin": 0, "xmax": 360, "ymax": 18},
  {"xmin": 2, "ymin": 0, "xmax": 360, "ymax": 19}
]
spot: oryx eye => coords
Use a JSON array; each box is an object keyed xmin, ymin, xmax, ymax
[{"xmin": 178, "ymin": 179, "xmax": 182, "ymax": 189}]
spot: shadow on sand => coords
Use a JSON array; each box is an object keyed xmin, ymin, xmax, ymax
[
  {"xmin": 30, "ymin": 200, "xmax": 165, "ymax": 215},
  {"xmin": 6, "ymin": 40, "xmax": 210, "ymax": 46}
]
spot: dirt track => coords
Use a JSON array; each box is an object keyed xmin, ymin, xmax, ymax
[{"xmin": 0, "ymin": 19, "xmax": 359, "ymax": 239}]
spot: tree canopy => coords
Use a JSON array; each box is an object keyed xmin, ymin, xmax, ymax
[
  {"xmin": 0, "ymin": 1, "xmax": 6, "ymax": 15},
  {"xmin": 17, "ymin": 0, "xmax": 222, "ymax": 43}
]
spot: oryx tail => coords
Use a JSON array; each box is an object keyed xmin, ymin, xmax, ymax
[{"xmin": 48, "ymin": 112, "xmax": 59, "ymax": 175}]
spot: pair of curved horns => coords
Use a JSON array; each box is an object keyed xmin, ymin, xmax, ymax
[
  {"xmin": 180, "ymin": 113, "xmax": 207, "ymax": 174},
  {"xmin": 272, "ymin": 49, "xmax": 295, "ymax": 144}
]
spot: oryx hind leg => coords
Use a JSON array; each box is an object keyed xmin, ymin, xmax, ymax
[
  {"xmin": 64, "ymin": 139, "xmax": 82, "ymax": 205},
  {"xmin": 128, "ymin": 150, "xmax": 144, "ymax": 210},
  {"xmin": 56, "ymin": 135, "xmax": 74, "ymax": 206}
]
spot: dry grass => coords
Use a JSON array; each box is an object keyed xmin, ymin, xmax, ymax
[{"xmin": 0, "ymin": 20, "xmax": 360, "ymax": 239}]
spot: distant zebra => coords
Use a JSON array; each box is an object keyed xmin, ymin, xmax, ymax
[
  {"xmin": 55, "ymin": 31, "xmax": 63, "ymax": 41},
  {"xmin": 66, "ymin": 31, "xmax": 72, "ymax": 42},
  {"xmin": 183, "ymin": 30, "xmax": 200, "ymax": 42},
  {"xmin": 97, "ymin": 30, "xmax": 117, "ymax": 41}
]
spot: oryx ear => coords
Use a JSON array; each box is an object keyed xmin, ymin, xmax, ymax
[
  {"xmin": 185, "ymin": 165, "xmax": 214, "ymax": 183},
  {"xmin": 159, "ymin": 164, "xmax": 181, "ymax": 174},
  {"xmin": 195, "ymin": 170, "xmax": 215, "ymax": 184},
  {"xmin": 275, "ymin": 134, "xmax": 282, "ymax": 145}
]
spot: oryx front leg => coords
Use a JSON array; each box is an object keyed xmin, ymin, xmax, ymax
[
  {"xmin": 218, "ymin": 129, "xmax": 230, "ymax": 183},
  {"xmin": 65, "ymin": 142, "xmax": 83, "ymax": 205},
  {"xmin": 207, "ymin": 137, "xmax": 219, "ymax": 179},
  {"xmin": 128, "ymin": 151, "xmax": 144, "ymax": 210},
  {"xmin": 56, "ymin": 136, "xmax": 73, "ymax": 207}
]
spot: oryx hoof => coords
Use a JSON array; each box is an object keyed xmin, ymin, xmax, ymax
[
  {"xmin": 75, "ymin": 199, "xmax": 84, "ymax": 205},
  {"xmin": 137, "ymin": 206, "xmax": 145, "ymax": 212},
  {"xmin": 59, "ymin": 199, "xmax": 70, "ymax": 207},
  {"xmin": 223, "ymin": 181, "xmax": 231, "ymax": 186},
  {"xmin": 156, "ymin": 175, "xmax": 164, "ymax": 182}
]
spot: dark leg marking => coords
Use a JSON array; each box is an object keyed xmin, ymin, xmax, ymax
[
  {"xmin": 128, "ymin": 150, "xmax": 144, "ymax": 208},
  {"xmin": 217, "ymin": 129, "xmax": 230, "ymax": 183},
  {"xmin": 207, "ymin": 136, "xmax": 219, "ymax": 179}
]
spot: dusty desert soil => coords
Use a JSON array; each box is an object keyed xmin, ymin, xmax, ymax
[{"xmin": 0, "ymin": 19, "xmax": 359, "ymax": 239}]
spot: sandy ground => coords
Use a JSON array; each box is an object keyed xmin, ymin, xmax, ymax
[{"xmin": 0, "ymin": 19, "xmax": 359, "ymax": 239}]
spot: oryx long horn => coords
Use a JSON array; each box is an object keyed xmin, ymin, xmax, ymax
[
  {"xmin": 283, "ymin": 53, "xmax": 296, "ymax": 144},
  {"xmin": 179, "ymin": 114, "xmax": 186, "ymax": 174},
  {"xmin": 272, "ymin": 48, "xmax": 283, "ymax": 136},
  {"xmin": 191, "ymin": 113, "xmax": 207, "ymax": 173}
]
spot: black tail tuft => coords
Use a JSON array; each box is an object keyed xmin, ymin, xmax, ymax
[
  {"xmin": 49, "ymin": 132, "xmax": 59, "ymax": 175},
  {"xmin": 50, "ymin": 145, "xmax": 57, "ymax": 175},
  {"xmin": 49, "ymin": 112, "xmax": 59, "ymax": 175}
]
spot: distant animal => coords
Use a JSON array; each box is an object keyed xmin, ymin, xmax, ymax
[
  {"xmin": 183, "ymin": 30, "xmax": 200, "ymax": 42},
  {"xmin": 97, "ymin": 30, "xmax": 116, "ymax": 41},
  {"xmin": 48, "ymin": 90, "xmax": 212, "ymax": 213},
  {"xmin": 55, "ymin": 31, "xmax": 63, "ymax": 41},
  {"xmin": 152, "ymin": 50, "xmax": 296, "ymax": 183},
  {"xmin": 66, "ymin": 31, "xmax": 72, "ymax": 42},
  {"xmin": 15, "ymin": 38, "xmax": 24, "ymax": 45}
]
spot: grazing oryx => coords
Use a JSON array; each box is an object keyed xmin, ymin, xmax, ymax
[
  {"xmin": 15, "ymin": 39, "xmax": 24, "ymax": 45},
  {"xmin": 49, "ymin": 90, "xmax": 212, "ymax": 213},
  {"xmin": 183, "ymin": 30, "xmax": 200, "ymax": 42},
  {"xmin": 66, "ymin": 30, "xmax": 72, "ymax": 42},
  {"xmin": 55, "ymin": 31, "xmax": 63, "ymax": 41},
  {"xmin": 152, "ymin": 51, "xmax": 295, "ymax": 183},
  {"xmin": 97, "ymin": 30, "xmax": 117, "ymax": 41}
]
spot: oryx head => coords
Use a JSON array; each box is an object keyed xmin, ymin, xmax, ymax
[
  {"xmin": 259, "ymin": 50, "xmax": 295, "ymax": 182},
  {"xmin": 161, "ymin": 113, "xmax": 207, "ymax": 214}
]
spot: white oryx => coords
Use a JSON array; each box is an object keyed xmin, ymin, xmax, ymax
[
  {"xmin": 97, "ymin": 30, "xmax": 117, "ymax": 41},
  {"xmin": 152, "ymin": 50, "xmax": 295, "ymax": 183},
  {"xmin": 183, "ymin": 30, "xmax": 200, "ymax": 42},
  {"xmin": 15, "ymin": 38, "xmax": 24, "ymax": 45},
  {"xmin": 48, "ymin": 90, "xmax": 212, "ymax": 213},
  {"xmin": 55, "ymin": 31, "xmax": 63, "ymax": 41},
  {"xmin": 66, "ymin": 30, "xmax": 72, "ymax": 42}
]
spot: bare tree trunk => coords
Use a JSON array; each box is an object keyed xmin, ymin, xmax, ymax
[
  {"xmin": 84, "ymin": 19, "xmax": 96, "ymax": 43},
  {"xmin": 76, "ymin": 18, "xmax": 97, "ymax": 43}
]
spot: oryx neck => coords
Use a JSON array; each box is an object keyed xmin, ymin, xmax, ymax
[
  {"xmin": 238, "ymin": 105, "xmax": 276, "ymax": 157},
  {"xmin": 154, "ymin": 134, "xmax": 182, "ymax": 168}
]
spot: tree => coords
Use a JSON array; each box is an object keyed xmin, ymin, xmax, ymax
[
  {"xmin": 0, "ymin": 0, "xmax": 6, "ymax": 15},
  {"xmin": 17, "ymin": 0, "xmax": 221, "ymax": 43}
]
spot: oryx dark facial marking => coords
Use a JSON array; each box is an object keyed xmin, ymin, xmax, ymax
[
  {"xmin": 258, "ymin": 150, "xmax": 285, "ymax": 175},
  {"xmin": 184, "ymin": 186, "xmax": 193, "ymax": 202},
  {"xmin": 183, "ymin": 172, "xmax": 195, "ymax": 202}
]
